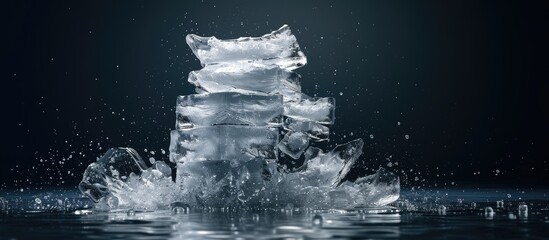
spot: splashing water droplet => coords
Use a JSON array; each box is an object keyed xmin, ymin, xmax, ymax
[{"xmin": 312, "ymin": 214, "xmax": 323, "ymax": 227}]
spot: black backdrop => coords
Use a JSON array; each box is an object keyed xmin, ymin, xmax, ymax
[{"xmin": 2, "ymin": 0, "xmax": 548, "ymax": 189}]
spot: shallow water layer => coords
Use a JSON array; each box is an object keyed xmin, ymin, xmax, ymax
[{"xmin": 1, "ymin": 188, "xmax": 548, "ymax": 239}]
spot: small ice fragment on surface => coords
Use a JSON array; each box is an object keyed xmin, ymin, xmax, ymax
[
  {"xmin": 283, "ymin": 117, "xmax": 329, "ymax": 141},
  {"xmin": 438, "ymin": 205, "xmax": 446, "ymax": 215},
  {"xmin": 176, "ymin": 92, "xmax": 283, "ymax": 128},
  {"xmin": 518, "ymin": 204, "xmax": 528, "ymax": 216},
  {"xmin": 497, "ymin": 200, "xmax": 504, "ymax": 208},
  {"xmin": 485, "ymin": 206, "xmax": 494, "ymax": 216},
  {"xmin": 284, "ymin": 97, "xmax": 335, "ymax": 124},
  {"xmin": 126, "ymin": 209, "xmax": 135, "ymax": 216},
  {"xmin": 186, "ymin": 25, "xmax": 307, "ymax": 70},
  {"xmin": 78, "ymin": 147, "xmax": 146, "ymax": 202},
  {"xmin": 278, "ymin": 131, "xmax": 309, "ymax": 159},
  {"xmin": 312, "ymin": 214, "xmax": 323, "ymax": 227},
  {"xmin": 188, "ymin": 64, "xmax": 302, "ymax": 101},
  {"xmin": 169, "ymin": 126, "xmax": 279, "ymax": 163}
]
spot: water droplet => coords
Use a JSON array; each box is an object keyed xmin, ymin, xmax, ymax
[
  {"xmin": 252, "ymin": 214, "xmax": 260, "ymax": 221},
  {"xmin": 149, "ymin": 157, "xmax": 156, "ymax": 164},
  {"xmin": 35, "ymin": 198, "xmax": 42, "ymax": 204},
  {"xmin": 127, "ymin": 209, "xmax": 135, "ymax": 216},
  {"xmin": 471, "ymin": 202, "xmax": 477, "ymax": 208},
  {"xmin": 339, "ymin": 92, "xmax": 343, "ymax": 96},
  {"xmin": 312, "ymin": 214, "xmax": 323, "ymax": 227},
  {"xmin": 404, "ymin": 134, "xmax": 410, "ymax": 140},
  {"xmin": 369, "ymin": 134, "xmax": 374, "ymax": 139}
]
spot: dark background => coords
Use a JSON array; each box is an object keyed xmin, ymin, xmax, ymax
[{"xmin": 2, "ymin": 1, "xmax": 548, "ymax": 189}]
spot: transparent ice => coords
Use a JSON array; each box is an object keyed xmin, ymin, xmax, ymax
[
  {"xmin": 186, "ymin": 24, "xmax": 307, "ymax": 70},
  {"xmin": 79, "ymin": 25, "xmax": 400, "ymax": 210},
  {"xmin": 169, "ymin": 126, "xmax": 279, "ymax": 163},
  {"xmin": 176, "ymin": 92, "xmax": 283, "ymax": 128}
]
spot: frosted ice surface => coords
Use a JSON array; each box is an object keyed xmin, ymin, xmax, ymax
[
  {"xmin": 278, "ymin": 131, "xmax": 309, "ymax": 159},
  {"xmin": 284, "ymin": 97, "xmax": 335, "ymax": 124},
  {"xmin": 78, "ymin": 147, "xmax": 147, "ymax": 202},
  {"xmin": 169, "ymin": 126, "xmax": 279, "ymax": 163},
  {"xmin": 186, "ymin": 25, "xmax": 307, "ymax": 70},
  {"xmin": 176, "ymin": 92, "xmax": 283, "ymax": 128},
  {"xmin": 283, "ymin": 117, "xmax": 329, "ymax": 141},
  {"xmin": 188, "ymin": 64, "xmax": 302, "ymax": 102}
]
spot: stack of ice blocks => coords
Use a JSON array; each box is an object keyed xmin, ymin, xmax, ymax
[{"xmin": 169, "ymin": 25, "xmax": 335, "ymax": 204}]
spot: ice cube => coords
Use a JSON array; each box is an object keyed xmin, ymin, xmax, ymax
[
  {"xmin": 169, "ymin": 126, "xmax": 279, "ymax": 163},
  {"xmin": 186, "ymin": 25, "xmax": 307, "ymax": 70},
  {"xmin": 188, "ymin": 64, "xmax": 302, "ymax": 102},
  {"xmin": 283, "ymin": 117, "xmax": 330, "ymax": 141},
  {"xmin": 350, "ymin": 167, "xmax": 400, "ymax": 206},
  {"xmin": 78, "ymin": 147, "xmax": 147, "ymax": 202},
  {"xmin": 278, "ymin": 131, "xmax": 309, "ymax": 159},
  {"xmin": 284, "ymin": 97, "xmax": 335, "ymax": 124},
  {"xmin": 176, "ymin": 92, "xmax": 283, "ymax": 129}
]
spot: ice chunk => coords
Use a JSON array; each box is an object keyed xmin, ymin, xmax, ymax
[
  {"xmin": 278, "ymin": 131, "xmax": 309, "ymax": 159},
  {"xmin": 284, "ymin": 97, "xmax": 335, "ymax": 124},
  {"xmin": 169, "ymin": 126, "xmax": 279, "ymax": 163},
  {"xmin": 283, "ymin": 117, "xmax": 329, "ymax": 141},
  {"xmin": 78, "ymin": 147, "xmax": 147, "ymax": 202},
  {"xmin": 304, "ymin": 139, "xmax": 364, "ymax": 187},
  {"xmin": 186, "ymin": 25, "xmax": 307, "ymax": 70},
  {"xmin": 188, "ymin": 64, "xmax": 302, "ymax": 102},
  {"xmin": 350, "ymin": 167, "xmax": 400, "ymax": 206},
  {"xmin": 176, "ymin": 92, "xmax": 283, "ymax": 128}
]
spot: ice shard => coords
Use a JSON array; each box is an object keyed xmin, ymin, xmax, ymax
[
  {"xmin": 176, "ymin": 92, "xmax": 283, "ymax": 128},
  {"xmin": 186, "ymin": 24, "xmax": 307, "ymax": 70},
  {"xmin": 169, "ymin": 126, "xmax": 279, "ymax": 163},
  {"xmin": 78, "ymin": 147, "xmax": 147, "ymax": 202},
  {"xmin": 278, "ymin": 131, "xmax": 310, "ymax": 159},
  {"xmin": 188, "ymin": 64, "xmax": 302, "ymax": 102},
  {"xmin": 348, "ymin": 167, "xmax": 400, "ymax": 206},
  {"xmin": 283, "ymin": 117, "xmax": 330, "ymax": 141},
  {"xmin": 284, "ymin": 97, "xmax": 336, "ymax": 124}
]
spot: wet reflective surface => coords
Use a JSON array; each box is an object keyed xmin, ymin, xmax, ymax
[{"xmin": 1, "ymin": 188, "xmax": 548, "ymax": 239}]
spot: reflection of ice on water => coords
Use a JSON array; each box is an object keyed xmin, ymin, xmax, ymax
[{"xmin": 77, "ymin": 25, "xmax": 400, "ymax": 210}]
